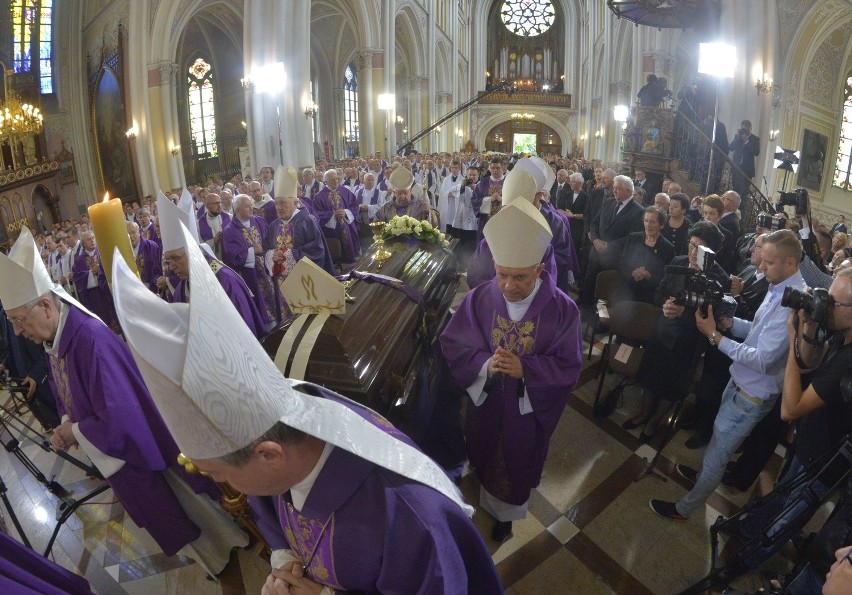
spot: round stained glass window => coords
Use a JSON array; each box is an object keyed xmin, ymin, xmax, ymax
[{"xmin": 501, "ymin": 0, "xmax": 556, "ymax": 37}]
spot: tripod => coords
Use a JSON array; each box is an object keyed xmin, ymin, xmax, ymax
[
  {"xmin": 679, "ymin": 436, "xmax": 852, "ymax": 594},
  {"xmin": 0, "ymin": 384, "xmax": 109, "ymax": 556}
]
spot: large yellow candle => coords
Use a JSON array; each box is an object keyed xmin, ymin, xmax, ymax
[{"xmin": 88, "ymin": 192, "xmax": 139, "ymax": 286}]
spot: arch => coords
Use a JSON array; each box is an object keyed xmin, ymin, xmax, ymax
[
  {"xmin": 474, "ymin": 109, "xmax": 576, "ymax": 153},
  {"xmin": 31, "ymin": 184, "xmax": 56, "ymax": 231},
  {"xmin": 395, "ymin": 5, "xmax": 427, "ymax": 77},
  {"xmin": 435, "ymin": 41, "xmax": 451, "ymax": 93}
]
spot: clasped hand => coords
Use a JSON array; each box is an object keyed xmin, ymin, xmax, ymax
[
  {"xmin": 50, "ymin": 421, "xmax": 78, "ymax": 452},
  {"xmin": 488, "ymin": 346, "xmax": 523, "ymax": 379},
  {"xmin": 262, "ymin": 561, "xmax": 324, "ymax": 595}
]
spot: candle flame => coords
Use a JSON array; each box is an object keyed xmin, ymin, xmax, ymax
[{"xmin": 102, "ymin": 192, "xmax": 110, "ymax": 203}]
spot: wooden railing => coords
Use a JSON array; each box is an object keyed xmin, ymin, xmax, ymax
[{"xmin": 477, "ymin": 90, "xmax": 572, "ymax": 108}]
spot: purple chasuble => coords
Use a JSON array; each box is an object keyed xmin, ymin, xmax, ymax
[
  {"xmin": 467, "ymin": 239, "xmax": 557, "ymax": 289},
  {"xmin": 140, "ymin": 223, "xmax": 159, "ymax": 245},
  {"xmin": 439, "ymin": 272, "xmax": 582, "ymax": 505},
  {"xmin": 0, "ymin": 531, "xmax": 93, "ymax": 594},
  {"xmin": 539, "ymin": 204, "xmax": 579, "ymax": 294},
  {"xmin": 134, "ymin": 235, "xmax": 163, "ymax": 293},
  {"xmin": 253, "ymin": 199, "xmax": 278, "ymax": 226},
  {"xmin": 249, "ymin": 384, "xmax": 501, "ymax": 593},
  {"xmin": 222, "ymin": 216, "xmax": 276, "ymax": 324},
  {"xmin": 374, "ymin": 198, "xmax": 431, "ymax": 222},
  {"xmin": 70, "ymin": 248, "xmax": 120, "ymax": 333},
  {"xmin": 48, "ymin": 305, "xmax": 220, "ymax": 555},
  {"xmin": 264, "ymin": 209, "xmax": 336, "ymax": 277},
  {"xmin": 472, "ymin": 177, "xmax": 504, "ymax": 242},
  {"xmin": 173, "ymin": 260, "xmax": 267, "ymax": 339},
  {"xmin": 312, "ymin": 185, "xmax": 360, "ymax": 262}
]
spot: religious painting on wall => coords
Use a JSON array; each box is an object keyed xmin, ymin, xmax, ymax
[
  {"xmin": 88, "ymin": 24, "xmax": 138, "ymax": 203},
  {"xmin": 797, "ymin": 128, "xmax": 828, "ymax": 192}
]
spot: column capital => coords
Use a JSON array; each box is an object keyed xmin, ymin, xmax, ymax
[{"xmin": 157, "ymin": 61, "xmax": 179, "ymax": 86}]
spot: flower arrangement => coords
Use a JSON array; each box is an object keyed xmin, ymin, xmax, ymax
[{"xmin": 381, "ymin": 215, "xmax": 449, "ymax": 247}]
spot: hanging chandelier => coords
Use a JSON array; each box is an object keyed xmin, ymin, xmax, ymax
[
  {"xmin": 0, "ymin": 92, "xmax": 44, "ymax": 141},
  {"xmin": 607, "ymin": 0, "xmax": 720, "ymax": 29}
]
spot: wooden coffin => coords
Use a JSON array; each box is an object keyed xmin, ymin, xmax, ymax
[{"xmin": 261, "ymin": 238, "xmax": 459, "ymax": 426}]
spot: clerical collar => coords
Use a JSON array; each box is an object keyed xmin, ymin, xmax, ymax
[
  {"xmin": 44, "ymin": 299, "xmax": 70, "ymax": 355},
  {"xmin": 490, "ymin": 175, "xmax": 504, "ymax": 182},
  {"xmin": 207, "ymin": 212, "xmax": 220, "ymax": 219},
  {"xmin": 289, "ymin": 442, "xmax": 334, "ymax": 511},
  {"xmin": 239, "ymin": 218, "xmax": 251, "ymax": 226},
  {"xmin": 280, "ymin": 208, "xmax": 300, "ymax": 225},
  {"xmin": 503, "ymin": 278, "xmax": 542, "ymax": 322}
]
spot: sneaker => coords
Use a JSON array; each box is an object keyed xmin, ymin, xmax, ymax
[
  {"xmin": 491, "ymin": 520, "xmax": 513, "ymax": 543},
  {"xmin": 676, "ymin": 464, "xmax": 698, "ymax": 487},
  {"xmin": 649, "ymin": 499, "xmax": 689, "ymax": 522}
]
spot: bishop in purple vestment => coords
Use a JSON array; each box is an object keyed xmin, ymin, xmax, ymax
[
  {"xmin": 171, "ymin": 251, "xmax": 267, "ymax": 340},
  {"xmin": 312, "ymin": 171, "xmax": 360, "ymax": 263},
  {"xmin": 264, "ymin": 203, "xmax": 335, "ymax": 278},
  {"xmin": 127, "ymin": 222, "xmax": 163, "ymax": 293},
  {"xmin": 70, "ymin": 233, "xmax": 120, "ymax": 333},
  {"xmin": 197, "ymin": 195, "xmax": 232, "ymax": 258},
  {"xmin": 221, "ymin": 195, "xmax": 277, "ymax": 324},
  {"xmin": 440, "ymin": 199, "xmax": 582, "ymax": 543},
  {"xmin": 249, "ymin": 181, "xmax": 278, "ymax": 225},
  {"xmin": 472, "ymin": 159, "xmax": 506, "ymax": 241},
  {"xmin": 247, "ymin": 385, "xmax": 503, "ymax": 594}
]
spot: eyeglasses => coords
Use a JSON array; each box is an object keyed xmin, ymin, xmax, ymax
[
  {"xmin": 163, "ymin": 253, "xmax": 186, "ymax": 266},
  {"xmin": 688, "ymin": 241, "xmax": 702, "ymax": 252},
  {"xmin": 8, "ymin": 302, "xmax": 38, "ymax": 326}
]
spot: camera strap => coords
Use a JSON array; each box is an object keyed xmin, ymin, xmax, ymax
[{"xmin": 792, "ymin": 312, "xmax": 828, "ymax": 369}]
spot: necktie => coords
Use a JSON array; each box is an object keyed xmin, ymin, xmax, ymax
[{"xmin": 611, "ymin": 202, "xmax": 622, "ymax": 222}]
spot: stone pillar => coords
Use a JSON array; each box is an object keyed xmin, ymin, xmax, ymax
[
  {"xmin": 244, "ymin": 0, "xmax": 312, "ymax": 169},
  {"xmin": 382, "ymin": 0, "xmax": 397, "ymax": 153},
  {"xmin": 158, "ymin": 61, "xmax": 182, "ymax": 189},
  {"xmin": 332, "ymin": 87, "xmax": 345, "ymax": 159},
  {"xmin": 355, "ymin": 50, "xmax": 376, "ymax": 155}
]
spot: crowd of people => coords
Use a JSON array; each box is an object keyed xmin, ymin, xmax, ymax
[{"xmin": 2, "ymin": 146, "xmax": 852, "ymax": 593}]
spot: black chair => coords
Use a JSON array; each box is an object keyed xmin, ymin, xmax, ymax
[
  {"xmin": 585, "ymin": 269, "xmax": 625, "ymax": 360},
  {"xmin": 592, "ymin": 300, "xmax": 658, "ymax": 418}
]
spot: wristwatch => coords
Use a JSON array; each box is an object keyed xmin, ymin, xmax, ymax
[{"xmin": 708, "ymin": 331, "xmax": 720, "ymax": 346}]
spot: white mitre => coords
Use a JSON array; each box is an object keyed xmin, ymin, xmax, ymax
[
  {"xmin": 0, "ymin": 226, "xmax": 98, "ymax": 318},
  {"xmin": 110, "ymin": 225, "xmax": 473, "ymax": 515},
  {"xmin": 484, "ymin": 198, "xmax": 552, "ymax": 268},
  {"xmin": 388, "ymin": 167, "xmax": 414, "ymax": 190},
  {"xmin": 274, "ymin": 165, "xmax": 299, "ymax": 199},
  {"xmin": 500, "ymin": 167, "xmax": 538, "ymax": 207},
  {"xmin": 514, "ymin": 156, "xmax": 556, "ymax": 193},
  {"xmin": 281, "ymin": 258, "xmax": 345, "ymax": 315}
]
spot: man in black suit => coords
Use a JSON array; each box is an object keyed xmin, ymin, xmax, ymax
[
  {"xmin": 550, "ymin": 169, "xmax": 571, "ymax": 205},
  {"xmin": 831, "ymin": 214, "xmax": 848, "ymax": 235},
  {"xmin": 557, "ymin": 172, "xmax": 588, "ymax": 262},
  {"xmin": 718, "ymin": 191, "xmax": 742, "ymax": 270},
  {"xmin": 580, "ymin": 168, "xmax": 614, "ymax": 290},
  {"xmin": 633, "ymin": 169, "xmax": 658, "ymax": 202},
  {"xmin": 729, "ymin": 120, "xmax": 760, "ymax": 205},
  {"xmin": 580, "ymin": 175, "xmax": 644, "ymax": 305}
]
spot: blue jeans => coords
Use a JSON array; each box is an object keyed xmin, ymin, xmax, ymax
[
  {"xmin": 676, "ymin": 379, "xmax": 777, "ymax": 517},
  {"xmin": 738, "ymin": 456, "xmax": 830, "ymax": 570}
]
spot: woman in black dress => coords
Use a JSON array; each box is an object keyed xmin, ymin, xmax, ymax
[
  {"xmin": 610, "ymin": 206, "xmax": 675, "ymax": 304},
  {"xmin": 622, "ymin": 221, "xmax": 731, "ymax": 441},
  {"xmin": 662, "ymin": 193, "xmax": 692, "ymax": 256}
]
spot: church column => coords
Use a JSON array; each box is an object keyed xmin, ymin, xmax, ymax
[
  {"xmin": 427, "ymin": 0, "xmax": 437, "ymax": 148},
  {"xmin": 332, "ymin": 87, "xmax": 345, "ymax": 159},
  {"xmin": 244, "ymin": 0, "xmax": 313, "ymax": 170},
  {"xmin": 382, "ymin": 0, "xmax": 397, "ymax": 154},
  {"xmin": 158, "ymin": 61, "xmax": 182, "ymax": 189},
  {"xmin": 355, "ymin": 51, "xmax": 376, "ymax": 156}
]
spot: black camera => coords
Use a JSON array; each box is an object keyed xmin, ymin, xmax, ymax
[
  {"xmin": 781, "ymin": 286, "xmax": 831, "ymax": 325},
  {"xmin": 737, "ymin": 128, "xmax": 747, "ymax": 136},
  {"xmin": 778, "ymin": 187, "xmax": 809, "ymax": 216},
  {"xmin": 671, "ymin": 247, "xmax": 737, "ymax": 318}
]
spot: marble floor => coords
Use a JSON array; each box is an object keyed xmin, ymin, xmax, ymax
[{"xmin": 0, "ymin": 299, "xmax": 828, "ymax": 594}]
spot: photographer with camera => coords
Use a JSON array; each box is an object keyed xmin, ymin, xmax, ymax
[
  {"xmin": 718, "ymin": 269, "xmax": 852, "ymax": 591},
  {"xmin": 651, "ymin": 229, "xmax": 805, "ymax": 522},
  {"xmin": 729, "ymin": 120, "xmax": 760, "ymax": 203},
  {"xmin": 623, "ymin": 221, "xmax": 729, "ymax": 440}
]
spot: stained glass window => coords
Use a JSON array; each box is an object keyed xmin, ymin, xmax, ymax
[
  {"xmin": 11, "ymin": 0, "xmax": 52, "ymax": 93},
  {"xmin": 833, "ymin": 76, "xmax": 852, "ymax": 191},
  {"xmin": 501, "ymin": 0, "xmax": 555, "ymax": 37},
  {"xmin": 344, "ymin": 65, "xmax": 359, "ymax": 142},
  {"xmin": 39, "ymin": 0, "xmax": 53, "ymax": 94},
  {"xmin": 187, "ymin": 58, "xmax": 217, "ymax": 158}
]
